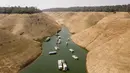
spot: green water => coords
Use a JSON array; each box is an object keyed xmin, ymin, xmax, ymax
[{"xmin": 20, "ymin": 27, "xmax": 88, "ymax": 73}]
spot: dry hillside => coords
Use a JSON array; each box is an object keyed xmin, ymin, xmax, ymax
[
  {"xmin": 0, "ymin": 29, "xmax": 42, "ymax": 73},
  {"xmin": 71, "ymin": 12, "xmax": 130, "ymax": 73},
  {"xmin": 47, "ymin": 12, "xmax": 130, "ymax": 73},
  {"xmin": 0, "ymin": 13, "xmax": 61, "ymax": 40},
  {"xmin": 46, "ymin": 12, "xmax": 111, "ymax": 34},
  {"xmin": 0, "ymin": 13, "xmax": 61, "ymax": 73},
  {"xmin": 45, "ymin": 12, "xmax": 76, "ymax": 25}
]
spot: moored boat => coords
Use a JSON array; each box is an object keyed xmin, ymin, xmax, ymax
[
  {"xmin": 48, "ymin": 51, "xmax": 57, "ymax": 55},
  {"xmin": 57, "ymin": 39, "xmax": 61, "ymax": 44},
  {"xmin": 57, "ymin": 59, "xmax": 68, "ymax": 71},
  {"xmin": 45, "ymin": 37, "xmax": 51, "ymax": 42},
  {"xmin": 54, "ymin": 46, "xmax": 59, "ymax": 50},
  {"xmin": 69, "ymin": 49, "xmax": 74, "ymax": 53},
  {"xmin": 66, "ymin": 42, "xmax": 68, "ymax": 46},
  {"xmin": 72, "ymin": 55, "xmax": 79, "ymax": 60},
  {"xmin": 62, "ymin": 62, "xmax": 68, "ymax": 71},
  {"xmin": 58, "ymin": 60, "xmax": 63, "ymax": 70}
]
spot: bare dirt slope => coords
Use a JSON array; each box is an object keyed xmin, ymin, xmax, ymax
[
  {"xmin": 71, "ymin": 12, "xmax": 130, "ymax": 73},
  {"xmin": 46, "ymin": 12, "xmax": 130, "ymax": 73},
  {"xmin": 0, "ymin": 14, "xmax": 9, "ymax": 20},
  {"xmin": 45, "ymin": 12, "xmax": 76, "ymax": 25},
  {"xmin": 0, "ymin": 13, "xmax": 61, "ymax": 73},
  {"xmin": 46, "ymin": 12, "xmax": 111, "ymax": 34},
  {"xmin": 0, "ymin": 29, "xmax": 41, "ymax": 73},
  {"xmin": 65, "ymin": 12, "xmax": 111, "ymax": 34},
  {"xmin": 0, "ymin": 13, "xmax": 61, "ymax": 40},
  {"xmin": 87, "ymin": 30, "xmax": 130, "ymax": 73}
]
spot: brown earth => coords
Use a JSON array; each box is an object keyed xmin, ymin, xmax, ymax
[
  {"xmin": 71, "ymin": 12, "xmax": 130, "ymax": 50},
  {"xmin": 45, "ymin": 12, "xmax": 75, "ymax": 25},
  {"xmin": 0, "ymin": 29, "xmax": 42, "ymax": 73},
  {"xmin": 0, "ymin": 13, "xmax": 61, "ymax": 40},
  {"xmin": 47, "ymin": 12, "xmax": 130, "ymax": 73},
  {"xmin": 71, "ymin": 12, "xmax": 130, "ymax": 73},
  {"xmin": 0, "ymin": 13, "xmax": 61, "ymax": 73},
  {"xmin": 46, "ymin": 12, "xmax": 111, "ymax": 34}
]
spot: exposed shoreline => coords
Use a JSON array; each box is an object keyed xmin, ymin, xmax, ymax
[
  {"xmin": 46, "ymin": 12, "xmax": 130, "ymax": 73},
  {"xmin": 0, "ymin": 13, "xmax": 61, "ymax": 73},
  {"xmin": 19, "ymin": 28, "xmax": 61, "ymax": 72}
]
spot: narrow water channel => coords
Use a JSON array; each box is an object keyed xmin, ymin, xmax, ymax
[{"xmin": 20, "ymin": 26, "xmax": 88, "ymax": 73}]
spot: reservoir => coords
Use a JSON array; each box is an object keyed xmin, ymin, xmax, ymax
[{"xmin": 20, "ymin": 26, "xmax": 88, "ymax": 73}]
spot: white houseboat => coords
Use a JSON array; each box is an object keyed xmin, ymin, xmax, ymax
[
  {"xmin": 54, "ymin": 46, "xmax": 59, "ymax": 50},
  {"xmin": 72, "ymin": 55, "xmax": 79, "ymax": 60},
  {"xmin": 69, "ymin": 49, "xmax": 74, "ymax": 53},
  {"xmin": 57, "ymin": 60, "xmax": 68, "ymax": 71},
  {"xmin": 45, "ymin": 37, "xmax": 50, "ymax": 42},
  {"xmin": 58, "ymin": 60, "xmax": 63, "ymax": 70},
  {"xmin": 48, "ymin": 51, "xmax": 57, "ymax": 55}
]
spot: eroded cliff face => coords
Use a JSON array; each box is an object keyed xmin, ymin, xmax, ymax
[
  {"xmin": 0, "ymin": 13, "xmax": 61, "ymax": 73},
  {"xmin": 47, "ymin": 12, "xmax": 130, "ymax": 73}
]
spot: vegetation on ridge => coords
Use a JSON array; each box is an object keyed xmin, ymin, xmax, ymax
[
  {"xmin": 0, "ymin": 6, "xmax": 42, "ymax": 14},
  {"xmin": 43, "ymin": 4, "xmax": 130, "ymax": 12}
]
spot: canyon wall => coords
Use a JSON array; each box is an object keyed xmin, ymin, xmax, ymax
[
  {"xmin": 47, "ymin": 12, "xmax": 130, "ymax": 73},
  {"xmin": 0, "ymin": 13, "xmax": 61, "ymax": 73}
]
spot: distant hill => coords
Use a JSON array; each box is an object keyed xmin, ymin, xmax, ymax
[{"xmin": 43, "ymin": 4, "xmax": 130, "ymax": 12}]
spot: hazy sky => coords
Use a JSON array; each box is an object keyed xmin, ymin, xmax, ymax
[{"xmin": 1, "ymin": 0, "xmax": 130, "ymax": 9}]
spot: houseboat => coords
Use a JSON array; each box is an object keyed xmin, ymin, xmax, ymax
[
  {"xmin": 57, "ymin": 60, "xmax": 68, "ymax": 71},
  {"xmin": 54, "ymin": 46, "xmax": 59, "ymax": 50},
  {"xmin": 58, "ymin": 60, "xmax": 63, "ymax": 70},
  {"xmin": 48, "ymin": 51, "xmax": 57, "ymax": 55},
  {"xmin": 72, "ymin": 55, "xmax": 79, "ymax": 60},
  {"xmin": 69, "ymin": 49, "xmax": 74, "ymax": 53},
  {"xmin": 45, "ymin": 37, "xmax": 50, "ymax": 42}
]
